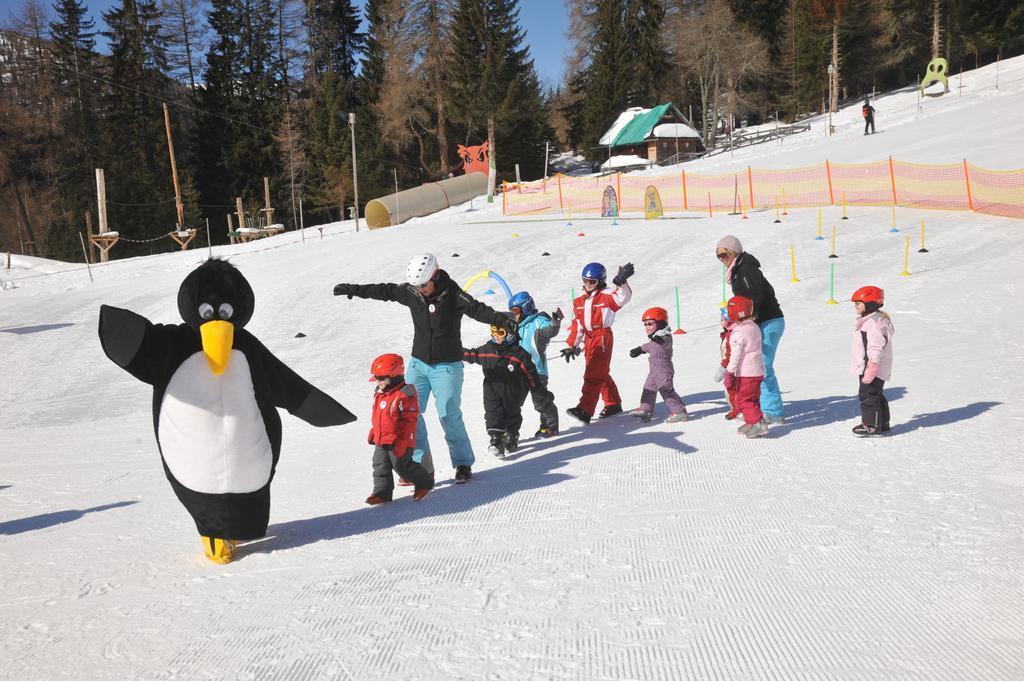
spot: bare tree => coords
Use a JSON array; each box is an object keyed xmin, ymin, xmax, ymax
[
  {"xmin": 159, "ymin": 0, "xmax": 207, "ymax": 92},
  {"xmin": 668, "ymin": 0, "xmax": 767, "ymax": 148}
]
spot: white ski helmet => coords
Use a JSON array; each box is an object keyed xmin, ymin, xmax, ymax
[{"xmin": 406, "ymin": 253, "xmax": 439, "ymax": 287}]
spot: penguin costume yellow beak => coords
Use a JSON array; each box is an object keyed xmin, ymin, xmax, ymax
[
  {"xmin": 200, "ymin": 320, "xmax": 234, "ymax": 375},
  {"xmin": 178, "ymin": 259, "xmax": 255, "ymax": 376}
]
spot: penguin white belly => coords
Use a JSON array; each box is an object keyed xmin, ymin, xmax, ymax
[{"xmin": 158, "ymin": 351, "xmax": 273, "ymax": 494}]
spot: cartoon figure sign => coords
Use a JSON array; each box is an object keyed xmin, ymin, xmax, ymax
[
  {"xmin": 601, "ymin": 186, "xmax": 618, "ymax": 218},
  {"xmin": 644, "ymin": 186, "xmax": 664, "ymax": 220},
  {"xmin": 457, "ymin": 141, "xmax": 490, "ymax": 176},
  {"xmin": 920, "ymin": 58, "xmax": 950, "ymax": 96}
]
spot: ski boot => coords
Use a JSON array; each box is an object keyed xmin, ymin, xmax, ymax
[
  {"xmin": 534, "ymin": 426, "xmax": 558, "ymax": 438},
  {"xmin": 201, "ymin": 536, "xmax": 237, "ymax": 565},
  {"xmin": 566, "ymin": 406, "xmax": 591, "ymax": 424},
  {"xmin": 504, "ymin": 432, "xmax": 519, "ymax": 453},
  {"xmin": 598, "ymin": 404, "xmax": 623, "ymax": 419},
  {"xmin": 454, "ymin": 465, "xmax": 473, "ymax": 483},
  {"xmin": 852, "ymin": 424, "xmax": 885, "ymax": 437},
  {"xmin": 628, "ymin": 408, "xmax": 652, "ymax": 423},
  {"xmin": 487, "ymin": 432, "xmax": 506, "ymax": 458},
  {"xmin": 665, "ymin": 411, "xmax": 690, "ymax": 423},
  {"xmin": 397, "ymin": 477, "xmax": 413, "ymax": 487},
  {"xmin": 744, "ymin": 420, "xmax": 770, "ymax": 438},
  {"xmin": 365, "ymin": 493, "xmax": 392, "ymax": 505}
]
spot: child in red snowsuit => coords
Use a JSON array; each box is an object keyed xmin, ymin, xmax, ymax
[
  {"xmin": 561, "ymin": 262, "xmax": 634, "ymax": 423},
  {"xmin": 365, "ymin": 353, "xmax": 434, "ymax": 504}
]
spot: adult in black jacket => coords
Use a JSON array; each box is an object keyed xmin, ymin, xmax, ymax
[
  {"xmin": 334, "ymin": 254, "xmax": 516, "ymax": 482},
  {"xmin": 715, "ymin": 235, "xmax": 786, "ymax": 423}
]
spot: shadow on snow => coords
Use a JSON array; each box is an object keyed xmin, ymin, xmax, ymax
[
  {"xmin": 0, "ymin": 500, "xmax": 138, "ymax": 535},
  {"xmin": 251, "ymin": 414, "xmax": 696, "ymax": 557}
]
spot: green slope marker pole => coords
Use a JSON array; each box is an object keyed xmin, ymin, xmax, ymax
[{"xmin": 827, "ymin": 261, "xmax": 838, "ymax": 304}]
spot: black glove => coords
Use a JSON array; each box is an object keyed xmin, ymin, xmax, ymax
[
  {"xmin": 333, "ymin": 283, "xmax": 354, "ymax": 299},
  {"xmin": 560, "ymin": 346, "xmax": 581, "ymax": 363},
  {"xmin": 498, "ymin": 315, "xmax": 518, "ymax": 335},
  {"xmin": 629, "ymin": 347, "xmax": 644, "ymax": 358},
  {"xmin": 552, "ymin": 307, "xmax": 564, "ymax": 324},
  {"xmin": 612, "ymin": 262, "xmax": 634, "ymax": 287}
]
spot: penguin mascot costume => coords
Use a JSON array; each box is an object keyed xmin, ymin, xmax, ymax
[{"xmin": 98, "ymin": 258, "xmax": 356, "ymax": 564}]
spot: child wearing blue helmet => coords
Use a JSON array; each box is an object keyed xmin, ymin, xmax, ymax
[{"xmin": 508, "ymin": 291, "xmax": 563, "ymax": 437}]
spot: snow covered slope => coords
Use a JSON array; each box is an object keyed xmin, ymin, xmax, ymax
[{"xmin": 2, "ymin": 57, "xmax": 1023, "ymax": 681}]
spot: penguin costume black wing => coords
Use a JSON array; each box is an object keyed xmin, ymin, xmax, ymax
[{"xmin": 99, "ymin": 258, "xmax": 355, "ymax": 541}]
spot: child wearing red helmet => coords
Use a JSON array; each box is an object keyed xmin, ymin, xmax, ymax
[
  {"xmin": 627, "ymin": 307, "xmax": 688, "ymax": 423},
  {"xmin": 724, "ymin": 296, "xmax": 769, "ymax": 438},
  {"xmin": 715, "ymin": 307, "xmax": 740, "ymax": 420},
  {"xmin": 850, "ymin": 286, "xmax": 895, "ymax": 436},
  {"xmin": 365, "ymin": 353, "xmax": 434, "ymax": 504}
]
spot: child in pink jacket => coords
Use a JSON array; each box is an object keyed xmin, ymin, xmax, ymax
[
  {"xmin": 724, "ymin": 296, "xmax": 768, "ymax": 438},
  {"xmin": 850, "ymin": 286, "xmax": 895, "ymax": 436}
]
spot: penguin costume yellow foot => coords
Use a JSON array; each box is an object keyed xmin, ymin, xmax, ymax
[
  {"xmin": 202, "ymin": 536, "xmax": 237, "ymax": 564},
  {"xmin": 99, "ymin": 259, "xmax": 357, "ymax": 558}
]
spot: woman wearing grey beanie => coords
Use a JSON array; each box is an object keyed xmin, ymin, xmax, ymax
[{"xmin": 715, "ymin": 235, "xmax": 786, "ymax": 424}]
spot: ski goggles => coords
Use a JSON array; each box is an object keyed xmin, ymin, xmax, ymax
[
  {"xmin": 582, "ymin": 277, "xmax": 599, "ymax": 286},
  {"xmin": 489, "ymin": 325, "xmax": 508, "ymax": 339}
]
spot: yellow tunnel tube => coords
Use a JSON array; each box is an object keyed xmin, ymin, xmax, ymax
[{"xmin": 365, "ymin": 173, "xmax": 489, "ymax": 229}]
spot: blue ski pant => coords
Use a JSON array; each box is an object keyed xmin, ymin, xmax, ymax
[
  {"xmin": 405, "ymin": 358, "xmax": 474, "ymax": 468},
  {"xmin": 758, "ymin": 317, "xmax": 785, "ymax": 418}
]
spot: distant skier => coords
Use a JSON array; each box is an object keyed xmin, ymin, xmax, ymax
[
  {"xmin": 849, "ymin": 286, "xmax": 894, "ymax": 436},
  {"xmin": 561, "ymin": 261, "xmax": 635, "ymax": 424},
  {"xmin": 627, "ymin": 307, "xmax": 688, "ymax": 423},
  {"xmin": 723, "ymin": 296, "xmax": 768, "ymax": 439},
  {"xmin": 862, "ymin": 98, "xmax": 876, "ymax": 135},
  {"xmin": 462, "ymin": 313, "xmax": 539, "ymax": 458},
  {"xmin": 508, "ymin": 291, "xmax": 562, "ymax": 438}
]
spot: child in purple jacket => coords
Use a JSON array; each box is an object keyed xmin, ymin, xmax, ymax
[{"xmin": 627, "ymin": 307, "xmax": 689, "ymax": 423}]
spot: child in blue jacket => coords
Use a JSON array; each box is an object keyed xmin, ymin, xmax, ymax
[{"xmin": 508, "ymin": 291, "xmax": 562, "ymax": 437}]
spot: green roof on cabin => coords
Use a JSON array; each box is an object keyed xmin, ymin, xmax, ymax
[{"xmin": 610, "ymin": 103, "xmax": 674, "ymax": 147}]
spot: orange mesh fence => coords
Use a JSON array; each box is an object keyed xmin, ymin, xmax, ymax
[
  {"xmin": 501, "ymin": 159, "xmax": 1024, "ymax": 220},
  {"xmin": 890, "ymin": 160, "xmax": 969, "ymax": 211},
  {"xmin": 967, "ymin": 165, "xmax": 1024, "ymax": 219},
  {"xmin": 828, "ymin": 160, "xmax": 893, "ymax": 206},
  {"xmin": 750, "ymin": 164, "xmax": 830, "ymax": 209}
]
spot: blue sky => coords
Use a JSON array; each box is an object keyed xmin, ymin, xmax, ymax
[{"xmin": 1, "ymin": 0, "xmax": 569, "ymax": 87}]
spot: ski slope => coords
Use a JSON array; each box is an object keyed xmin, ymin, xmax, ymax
[{"xmin": 2, "ymin": 57, "xmax": 1023, "ymax": 681}]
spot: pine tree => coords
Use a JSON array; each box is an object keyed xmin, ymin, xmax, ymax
[
  {"xmin": 198, "ymin": 0, "xmax": 284, "ymax": 236},
  {"xmin": 302, "ymin": 0, "xmax": 363, "ymax": 221},
  {"xmin": 623, "ymin": 0, "xmax": 670, "ymax": 106},
  {"xmin": 48, "ymin": 0, "xmax": 101, "ymax": 258},
  {"xmin": 581, "ymin": 0, "xmax": 629, "ymax": 159},
  {"xmin": 447, "ymin": 0, "xmax": 549, "ymax": 179},
  {"xmin": 102, "ymin": 0, "xmax": 176, "ymax": 256}
]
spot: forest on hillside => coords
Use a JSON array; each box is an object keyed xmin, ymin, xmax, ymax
[{"xmin": 1, "ymin": 0, "xmax": 1021, "ymax": 261}]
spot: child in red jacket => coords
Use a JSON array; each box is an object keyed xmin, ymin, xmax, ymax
[
  {"xmin": 714, "ymin": 307, "xmax": 739, "ymax": 420},
  {"xmin": 365, "ymin": 353, "xmax": 434, "ymax": 504}
]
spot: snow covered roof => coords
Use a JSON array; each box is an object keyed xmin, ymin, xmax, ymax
[
  {"xmin": 599, "ymin": 103, "xmax": 700, "ymax": 148},
  {"xmin": 599, "ymin": 107, "xmax": 647, "ymax": 146},
  {"xmin": 652, "ymin": 123, "xmax": 701, "ymax": 139}
]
